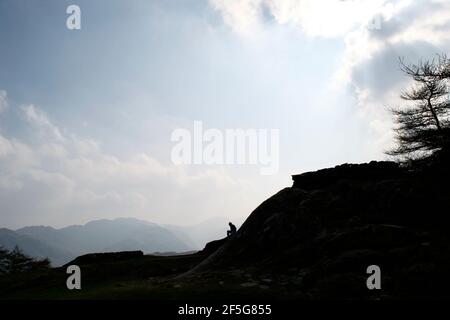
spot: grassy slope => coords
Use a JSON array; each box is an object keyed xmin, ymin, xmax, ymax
[{"xmin": 0, "ymin": 253, "xmax": 284, "ymax": 300}]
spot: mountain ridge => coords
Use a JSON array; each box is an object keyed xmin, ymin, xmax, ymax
[{"xmin": 2, "ymin": 217, "xmax": 229, "ymax": 266}]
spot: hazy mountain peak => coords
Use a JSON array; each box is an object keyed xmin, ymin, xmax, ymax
[{"xmin": 3, "ymin": 217, "xmax": 229, "ymax": 266}]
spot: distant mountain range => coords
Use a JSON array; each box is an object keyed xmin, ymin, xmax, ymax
[{"xmin": 0, "ymin": 217, "xmax": 230, "ymax": 266}]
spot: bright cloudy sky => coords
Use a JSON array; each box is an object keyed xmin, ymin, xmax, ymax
[{"xmin": 1, "ymin": 0, "xmax": 450, "ymax": 228}]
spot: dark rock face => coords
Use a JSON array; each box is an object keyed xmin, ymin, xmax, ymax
[
  {"xmin": 200, "ymin": 238, "xmax": 228, "ymax": 257},
  {"xmin": 194, "ymin": 161, "xmax": 450, "ymax": 299},
  {"xmin": 65, "ymin": 251, "xmax": 143, "ymax": 266},
  {"xmin": 292, "ymin": 161, "xmax": 405, "ymax": 190}
]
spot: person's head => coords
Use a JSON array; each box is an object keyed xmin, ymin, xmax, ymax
[{"xmin": 228, "ymin": 222, "xmax": 232, "ymax": 226}]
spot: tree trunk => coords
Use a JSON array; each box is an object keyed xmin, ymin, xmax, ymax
[{"xmin": 427, "ymin": 96, "xmax": 442, "ymax": 131}]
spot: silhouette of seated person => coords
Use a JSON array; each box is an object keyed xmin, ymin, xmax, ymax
[{"xmin": 227, "ymin": 222, "xmax": 237, "ymax": 237}]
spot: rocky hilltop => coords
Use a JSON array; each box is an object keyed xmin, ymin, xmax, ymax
[
  {"xmin": 191, "ymin": 161, "xmax": 450, "ymax": 299},
  {"xmin": 3, "ymin": 160, "xmax": 450, "ymax": 300}
]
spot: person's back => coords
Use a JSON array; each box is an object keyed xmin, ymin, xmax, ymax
[{"xmin": 227, "ymin": 222, "xmax": 237, "ymax": 237}]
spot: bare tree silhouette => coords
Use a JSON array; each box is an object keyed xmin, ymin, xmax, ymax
[
  {"xmin": 388, "ymin": 55, "xmax": 450, "ymax": 160},
  {"xmin": 0, "ymin": 246, "xmax": 50, "ymax": 275}
]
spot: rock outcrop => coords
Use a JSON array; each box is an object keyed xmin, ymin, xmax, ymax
[
  {"xmin": 65, "ymin": 251, "xmax": 143, "ymax": 266},
  {"xmin": 192, "ymin": 161, "xmax": 450, "ymax": 299}
]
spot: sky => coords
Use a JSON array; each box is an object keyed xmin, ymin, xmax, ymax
[{"xmin": 1, "ymin": 0, "xmax": 450, "ymax": 229}]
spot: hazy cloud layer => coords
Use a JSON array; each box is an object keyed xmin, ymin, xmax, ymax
[{"xmin": 0, "ymin": 94, "xmax": 259, "ymax": 228}]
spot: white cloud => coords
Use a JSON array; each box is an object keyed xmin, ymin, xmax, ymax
[
  {"xmin": 267, "ymin": 0, "xmax": 389, "ymax": 37},
  {"xmin": 334, "ymin": 0, "xmax": 450, "ymax": 153},
  {"xmin": 335, "ymin": 0, "xmax": 450, "ymax": 85},
  {"xmin": 21, "ymin": 104, "xmax": 66, "ymax": 142},
  {"xmin": 210, "ymin": 0, "xmax": 265, "ymax": 37},
  {"xmin": 210, "ymin": 0, "xmax": 390, "ymax": 37},
  {"xmin": 211, "ymin": 0, "xmax": 450, "ymax": 156}
]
